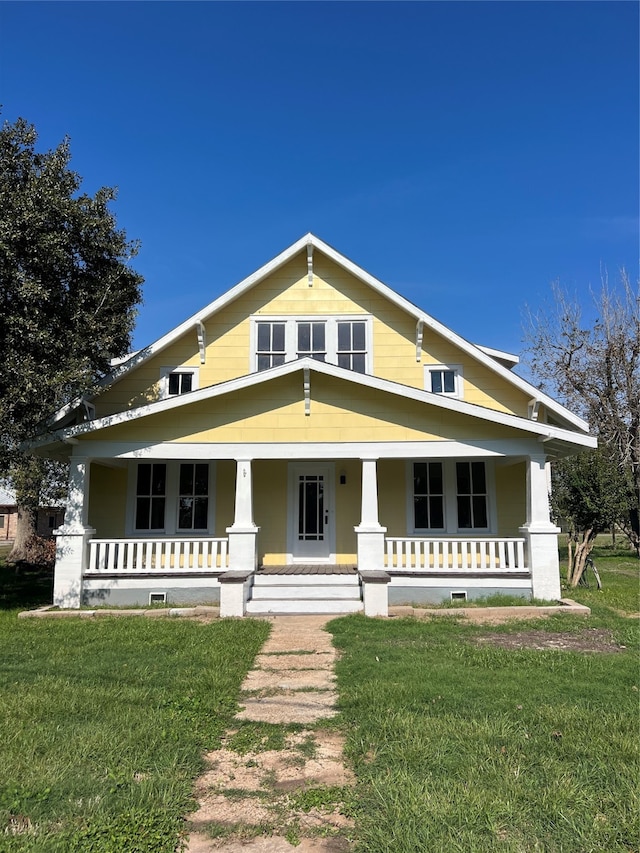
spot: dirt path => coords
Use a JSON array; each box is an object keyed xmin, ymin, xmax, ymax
[{"xmin": 185, "ymin": 616, "xmax": 354, "ymax": 852}]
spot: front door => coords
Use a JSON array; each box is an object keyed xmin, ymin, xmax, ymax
[{"xmin": 289, "ymin": 465, "xmax": 334, "ymax": 562}]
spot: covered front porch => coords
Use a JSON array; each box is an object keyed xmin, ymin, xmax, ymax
[{"xmin": 53, "ymin": 449, "xmax": 560, "ymax": 615}]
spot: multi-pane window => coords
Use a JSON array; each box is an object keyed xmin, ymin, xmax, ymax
[
  {"xmin": 297, "ymin": 322, "xmax": 326, "ymax": 361},
  {"xmin": 178, "ymin": 463, "xmax": 209, "ymax": 530},
  {"xmin": 430, "ymin": 369, "xmax": 457, "ymax": 395},
  {"xmin": 168, "ymin": 371, "xmax": 193, "ymax": 396},
  {"xmin": 413, "ymin": 462, "xmax": 444, "ymax": 529},
  {"xmin": 337, "ymin": 321, "xmax": 367, "ymax": 373},
  {"xmin": 298, "ymin": 473, "xmax": 325, "ymax": 541},
  {"xmin": 135, "ymin": 463, "xmax": 166, "ymax": 530},
  {"xmin": 257, "ymin": 322, "xmax": 286, "ymax": 371},
  {"xmin": 456, "ymin": 461, "xmax": 488, "ymax": 529},
  {"xmin": 252, "ymin": 317, "xmax": 370, "ymax": 373}
]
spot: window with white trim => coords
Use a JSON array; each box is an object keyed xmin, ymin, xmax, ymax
[
  {"xmin": 413, "ymin": 462, "xmax": 444, "ymax": 530},
  {"xmin": 426, "ymin": 364, "xmax": 463, "ymax": 398},
  {"xmin": 456, "ymin": 461, "xmax": 488, "ymax": 529},
  {"xmin": 251, "ymin": 316, "xmax": 372, "ymax": 374},
  {"xmin": 257, "ymin": 322, "xmax": 286, "ymax": 371},
  {"xmin": 409, "ymin": 459, "xmax": 492, "ymax": 533},
  {"xmin": 337, "ymin": 321, "xmax": 367, "ymax": 374},
  {"xmin": 178, "ymin": 463, "xmax": 209, "ymax": 530},
  {"xmin": 135, "ymin": 463, "xmax": 167, "ymax": 530},
  {"xmin": 296, "ymin": 322, "xmax": 326, "ymax": 362},
  {"xmin": 159, "ymin": 367, "xmax": 199, "ymax": 399}
]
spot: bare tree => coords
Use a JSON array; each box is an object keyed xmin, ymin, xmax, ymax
[{"xmin": 524, "ymin": 270, "xmax": 640, "ymax": 559}]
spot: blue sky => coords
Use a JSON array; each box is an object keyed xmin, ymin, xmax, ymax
[{"xmin": 1, "ymin": 1, "xmax": 638, "ymax": 366}]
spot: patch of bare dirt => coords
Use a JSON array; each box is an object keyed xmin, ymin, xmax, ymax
[
  {"xmin": 475, "ymin": 627, "xmax": 625, "ymax": 653},
  {"xmin": 185, "ymin": 616, "xmax": 354, "ymax": 852}
]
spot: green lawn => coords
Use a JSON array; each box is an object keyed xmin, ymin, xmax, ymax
[
  {"xmin": 330, "ymin": 548, "xmax": 639, "ymax": 853},
  {"xmin": 0, "ymin": 578, "xmax": 270, "ymax": 851},
  {"xmin": 1, "ymin": 545, "xmax": 637, "ymax": 852}
]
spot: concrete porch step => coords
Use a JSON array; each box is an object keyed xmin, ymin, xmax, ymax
[
  {"xmin": 251, "ymin": 583, "xmax": 361, "ymax": 600},
  {"xmin": 245, "ymin": 598, "xmax": 363, "ymax": 615},
  {"xmin": 254, "ymin": 573, "xmax": 359, "ymax": 587}
]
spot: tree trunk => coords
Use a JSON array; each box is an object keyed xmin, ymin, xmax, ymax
[
  {"xmin": 570, "ymin": 528, "xmax": 596, "ymax": 587},
  {"xmin": 6, "ymin": 457, "xmax": 46, "ymax": 565},
  {"xmin": 7, "ymin": 503, "xmax": 37, "ymax": 564}
]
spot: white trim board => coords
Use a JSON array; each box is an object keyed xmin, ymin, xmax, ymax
[{"xmin": 37, "ymin": 358, "xmax": 596, "ymax": 452}]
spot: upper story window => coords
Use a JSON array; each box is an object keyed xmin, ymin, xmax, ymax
[
  {"xmin": 426, "ymin": 364, "xmax": 463, "ymax": 399},
  {"xmin": 252, "ymin": 316, "xmax": 372, "ymax": 374},
  {"xmin": 297, "ymin": 322, "xmax": 326, "ymax": 362},
  {"xmin": 337, "ymin": 321, "xmax": 367, "ymax": 374},
  {"xmin": 160, "ymin": 367, "xmax": 199, "ymax": 399},
  {"xmin": 257, "ymin": 322, "xmax": 286, "ymax": 371}
]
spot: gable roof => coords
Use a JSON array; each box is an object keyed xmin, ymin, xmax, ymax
[
  {"xmin": 50, "ymin": 233, "xmax": 589, "ymax": 434},
  {"xmin": 36, "ymin": 358, "xmax": 596, "ymax": 458}
]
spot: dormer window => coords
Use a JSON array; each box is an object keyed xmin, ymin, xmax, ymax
[
  {"xmin": 297, "ymin": 322, "xmax": 326, "ymax": 362},
  {"xmin": 426, "ymin": 364, "xmax": 463, "ymax": 398},
  {"xmin": 257, "ymin": 322, "xmax": 286, "ymax": 371},
  {"xmin": 337, "ymin": 321, "xmax": 366, "ymax": 374},
  {"xmin": 160, "ymin": 367, "xmax": 199, "ymax": 399},
  {"xmin": 251, "ymin": 315, "xmax": 372, "ymax": 374},
  {"xmin": 168, "ymin": 372, "xmax": 193, "ymax": 396}
]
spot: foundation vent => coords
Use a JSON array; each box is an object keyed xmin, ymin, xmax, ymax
[
  {"xmin": 451, "ymin": 591, "xmax": 467, "ymax": 602},
  {"xmin": 149, "ymin": 592, "xmax": 167, "ymax": 605}
]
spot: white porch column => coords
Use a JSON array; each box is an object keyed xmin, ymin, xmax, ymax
[
  {"xmin": 519, "ymin": 453, "xmax": 561, "ymax": 600},
  {"xmin": 354, "ymin": 458, "xmax": 387, "ymax": 572},
  {"xmin": 226, "ymin": 459, "xmax": 259, "ymax": 574},
  {"xmin": 53, "ymin": 455, "xmax": 95, "ymax": 609}
]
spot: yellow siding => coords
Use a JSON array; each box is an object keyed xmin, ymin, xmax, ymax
[
  {"xmin": 334, "ymin": 459, "xmax": 360, "ymax": 561},
  {"xmin": 83, "ymin": 372, "xmax": 532, "ymax": 449},
  {"xmin": 378, "ymin": 460, "xmax": 407, "ymax": 537},
  {"xmin": 215, "ymin": 460, "xmax": 236, "ymax": 536},
  {"xmin": 88, "ymin": 463, "xmax": 127, "ymax": 537},
  {"xmin": 495, "ymin": 462, "xmax": 526, "ymax": 536},
  {"xmin": 91, "ymin": 249, "xmax": 533, "ymax": 421}
]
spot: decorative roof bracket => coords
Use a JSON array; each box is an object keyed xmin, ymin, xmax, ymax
[
  {"xmin": 528, "ymin": 398, "xmax": 541, "ymax": 421},
  {"xmin": 415, "ymin": 320, "xmax": 424, "ymax": 362},
  {"xmin": 307, "ymin": 242, "xmax": 314, "ymax": 287},
  {"xmin": 196, "ymin": 320, "xmax": 206, "ymax": 364},
  {"xmin": 304, "ymin": 365, "xmax": 311, "ymax": 415}
]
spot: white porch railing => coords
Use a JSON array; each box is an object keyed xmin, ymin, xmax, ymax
[
  {"xmin": 86, "ymin": 538, "xmax": 229, "ymax": 574},
  {"xmin": 385, "ymin": 537, "xmax": 527, "ymax": 572}
]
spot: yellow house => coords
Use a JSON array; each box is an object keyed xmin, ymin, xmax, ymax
[{"xmin": 34, "ymin": 234, "xmax": 596, "ymax": 615}]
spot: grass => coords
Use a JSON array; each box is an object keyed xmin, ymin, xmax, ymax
[
  {"xmin": 1, "ymin": 541, "xmax": 637, "ymax": 851},
  {"xmin": 329, "ymin": 548, "xmax": 639, "ymax": 853},
  {"xmin": 0, "ymin": 560, "xmax": 270, "ymax": 852}
]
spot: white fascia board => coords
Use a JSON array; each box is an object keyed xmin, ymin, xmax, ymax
[
  {"xmin": 49, "ymin": 232, "xmax": 587, "ymax": 434},
  {"xmin": 66, "ymin": 438, "xmax": 563, "ymax": 461},
  {"xmin": 41, "ymin": 357, "xmax": 596, "ymax": 451},
  {"xmin": 475, "ymin": 344, "xmax": 519, "ymax": 368}
]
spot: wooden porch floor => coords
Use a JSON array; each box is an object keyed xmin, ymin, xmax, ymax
[{"xmin": 257, "ymin": 564, "xmax": 358, "ymax": 575}]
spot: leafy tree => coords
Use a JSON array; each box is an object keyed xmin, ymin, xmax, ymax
[
  {"xmin": 524, "ymin": 271, "xmax": 640, "ymax": 559},
  {"xmin": 551, "ymin": 448, "xmax": 628, "ymax": 585},
  {"xmin": 0, "ymin": 116, "xmax": 143, "ymax": 561}
]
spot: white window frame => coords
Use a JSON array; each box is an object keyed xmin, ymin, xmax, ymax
[
  {"xmin": 425, "ymin": 364, "xmax": 464, "ymax": 399},
  {"xmin": 159, "ymin": 366, "xmax": 200, "ymax": 399},
  {"xmin": 406, "ymin": 459, "xmax": 496, "ymax": 535},
  {"xmin": 250, "ymin": 315, "xmax": 373, "ymax": 374},
  {"xmin": 126, "ymin": 461, "xmax": 216, "ymax": 536}
]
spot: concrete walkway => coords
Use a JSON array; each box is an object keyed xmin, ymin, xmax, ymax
[{"xmin": 186, "ymin": 616, "xmax": 354, "ymax": 852}]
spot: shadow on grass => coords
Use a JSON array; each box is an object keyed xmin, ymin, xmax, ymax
[{"xmin": 0, "ymin": 562, "xmax": 54, "ymax": 610}]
